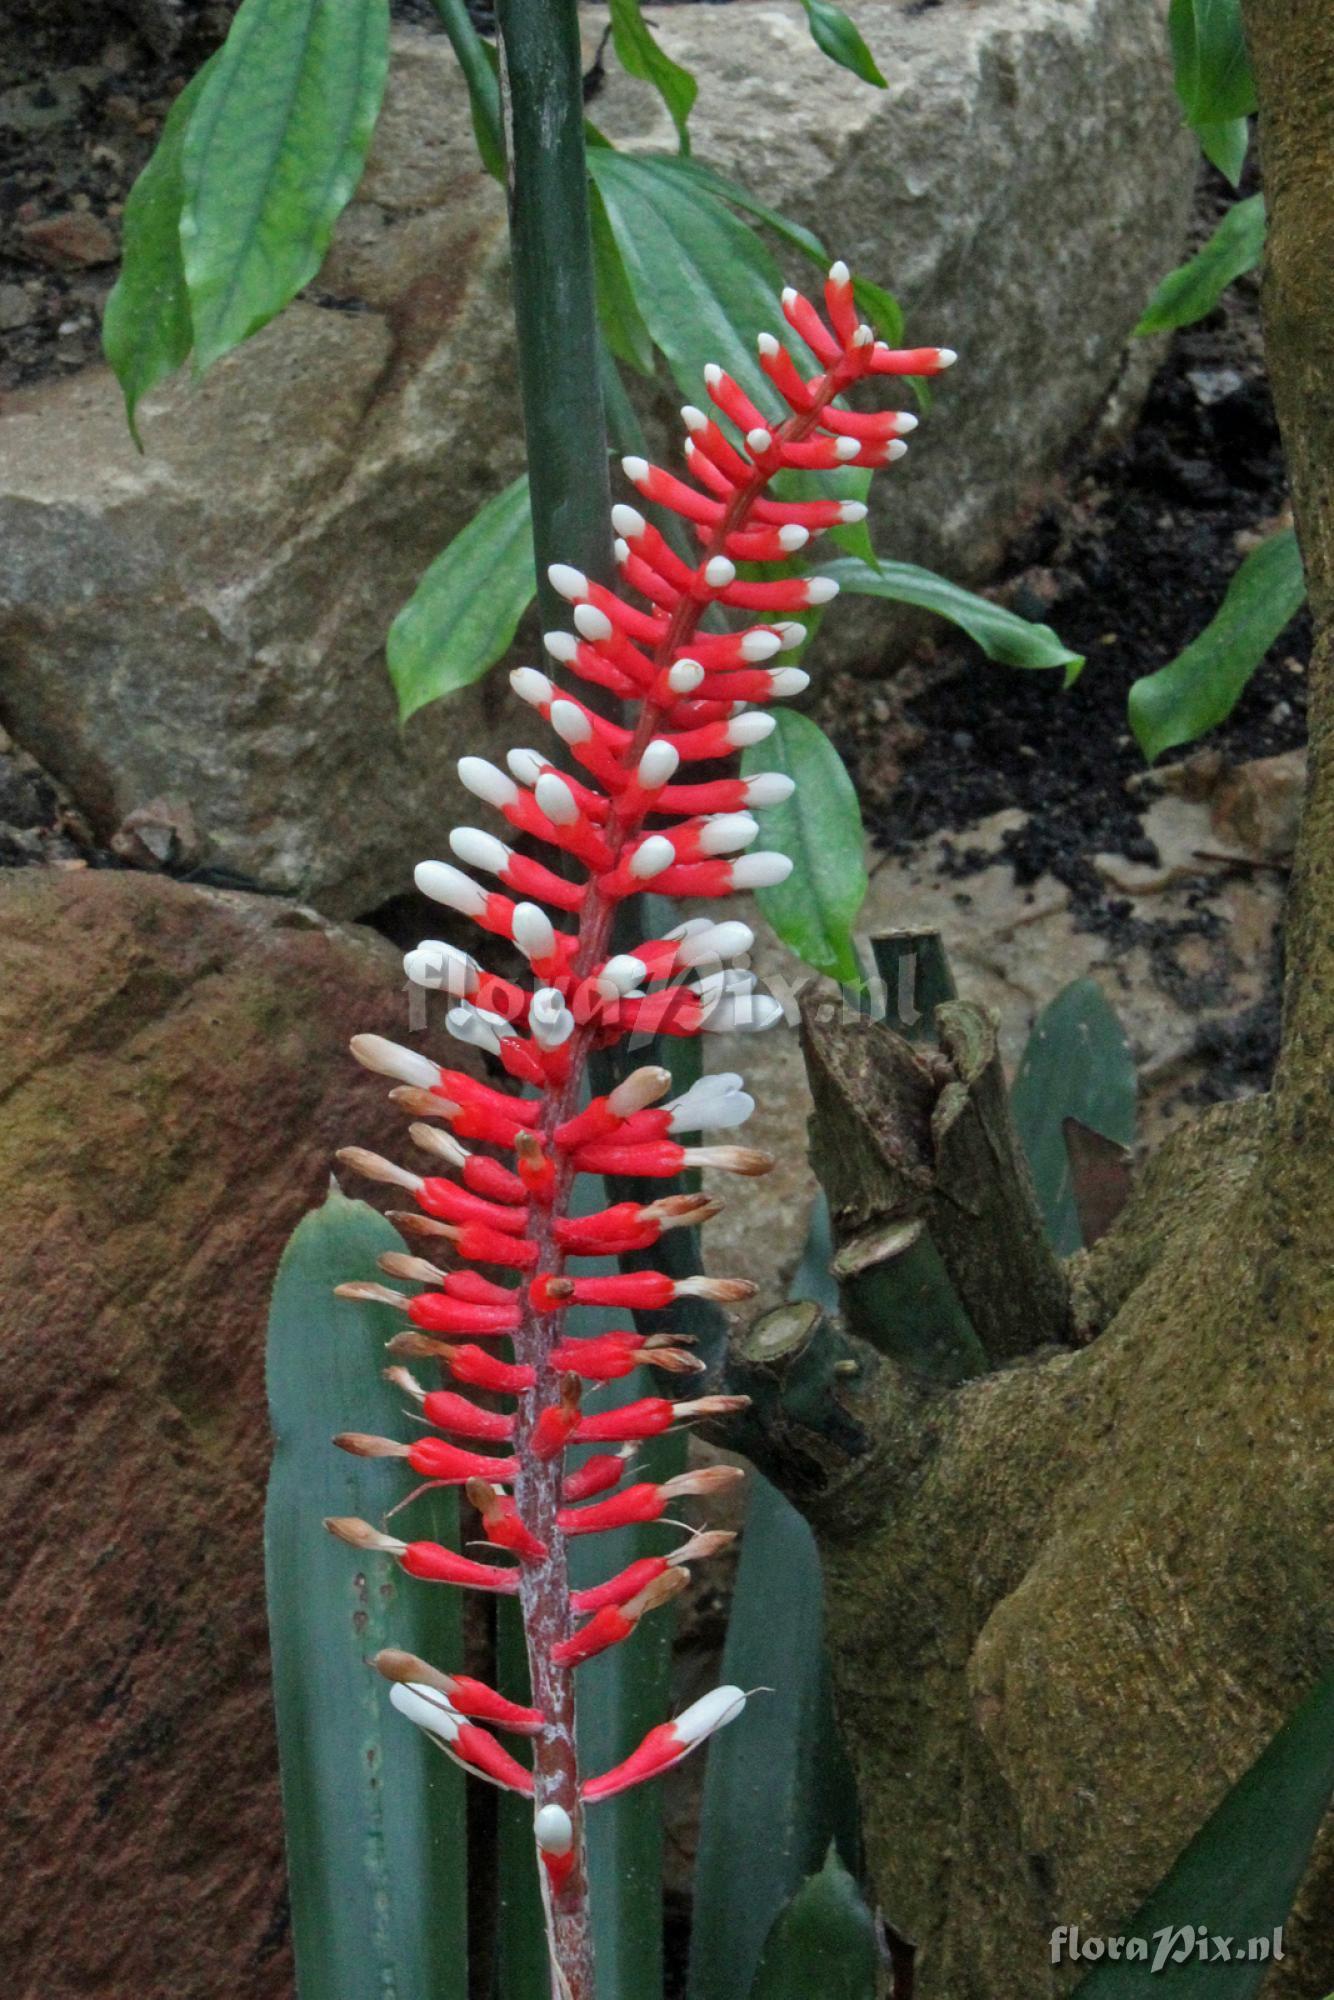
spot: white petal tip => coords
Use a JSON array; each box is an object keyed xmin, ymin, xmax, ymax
[
  {"xmin": 805, "ymin": 577, "xmax": 839, "ymax": 605},
  {"xmin": 547, "ymin": 563, "xmax": 587, "ymax": 602},
  {"xmin": 611, "ymin": 503, "xmax": 646, "ymax": 538},
  {"xmin": 828, "ymin": 260, "xmax": 850, "ymax": 286}
]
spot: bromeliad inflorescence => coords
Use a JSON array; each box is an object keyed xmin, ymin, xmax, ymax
[{"xmin": 325, "ymin": 263, "xmax": 953, "ymax": 1999}]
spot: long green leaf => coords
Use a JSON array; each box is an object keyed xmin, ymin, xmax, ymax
[
  {"xmin": 741, "ymin": 709, "xmax": 867, "ymax": 984},
  {"xmin": 102, "ymin": 57, "xmax": 217, "ymax": 444},
  {"xmin": 1072, "ymin": 1669, "xmax": 1334, "ymax": 1997},
  {"xmin": 591, "ymin": 181, "xmax": 656, "ymax": 376},
  {"xmin": 799, "ymin": 0, "xmax": 887, "ymax": 88},
  {"xmin": 1009, "ymin": 979, "xmax": 1136, "ymax": 1258},
  {"xmin": 387, "ymin": 474, "xmax": 537, "ymax": 723},
  {"xmin": 181, "ymin": 0, "xmax": 390, "ymax": 371},
  {"xmin": 265, "ymin": 1189, "xmax": 466, "ymax": 2000},
  {"xmin": 747, "ymin": 1848, "xmax": 878, "ymax": 2000},
  {"xmin": 1128, "ymin": 526, "xmax": 1305, "ymax": 764},
  {"xmin": 1136, "ymin": 194, "xmax": 1264, "ymax": 337},
  {"xmin": 608, "ymin": 0, "xmax": 698, "ymax": 151},
  {"xmin": 430, "ymin": 0, "xmax": 504, "ymax": 181},
  {"xmin": 689, "ymin": 1482, "xmax": 860, "ymax": 2000},
  {"xmin": 587, "ymin": 149, "xmax": 798, "ymax": 409},
  {"xmin": 642, "ymin": 153, "xmax": 828, "ymax": 266},
  {"xmin": 1168, "ymin": 0, "xmax": 1255, "ymax": 127},
  {"xmin": 1199, "ymin": 114, "xmax": 1249, "ymax": 186},
  {"xmin": 825, "ymin": 556, "xmax": 1084, "ymax": 678}
]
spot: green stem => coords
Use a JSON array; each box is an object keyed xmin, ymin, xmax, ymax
[
  {"xmin": 496, "ymin": 0, "xmax": 615, "ymax": 628},
  {"xmin": 430, "ymin": 0, "xmax": 505, "ymax": 176}
]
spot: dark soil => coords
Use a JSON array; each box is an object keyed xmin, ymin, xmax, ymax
[{"xmin": 822, "ymin": 151, "xmax": 1310, "ymax": 919}]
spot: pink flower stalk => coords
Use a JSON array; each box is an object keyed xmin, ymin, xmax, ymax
[{"xmin": 326, "ymin": 262, "xmax": 953, "ymax": 1998}]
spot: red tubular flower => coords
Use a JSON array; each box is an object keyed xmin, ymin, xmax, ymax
[{"xmin": 327, "ymin": 264, "xmax": 953, "ymax": 1979}]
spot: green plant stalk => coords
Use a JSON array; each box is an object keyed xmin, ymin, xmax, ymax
[
  {"xmin": 431, "ymin": 0, "xmax": 504, "ymax": 167},
  {"xmin": 497, "ymin": 0, "xmax": 615, "ymax": 624}
]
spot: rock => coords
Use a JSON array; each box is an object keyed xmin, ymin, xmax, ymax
[
  {"xmin": 0, "ymin": 4, "xmax": 1194, "ymax": 914},
  {"xmin": 110, "ymin": 793, "xmax": 202, "ymax": 870},
  {"xmin": 0, "ymin": 867, "xmax": 452, "ymax": 2000},
  {"xmin": 0, "ymin": 282, "xmax": 35, "ymax": 331},
  {"xmin": 701, "ymin": 803, "xmax": 1286, "ymax": 1297},
  {"xmin": 1210, "ymin": 747, "xmax": 1307, "ymax": 860},
  {"xmin": 19, "ymin": 209, "xmax": 119, "ymax": 268}
]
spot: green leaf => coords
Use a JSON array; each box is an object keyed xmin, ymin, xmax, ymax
[
  {"xmin": 102, "ymin": 57, "xmax": 217, "ymax": 444},
  {"xmin": 741, "ymin": 710, "xmax": 867, "ymax": 984},
  {"xmin": 587, "ymin": 149, "xmax": 794, "ymax": 410},
  {"xmin": 1199, "ymin": 114, "xmax": 1249, "ymax": 186},
  {"xmin": 689, "ymin": 1481, "xmax": 860, "ymax": 2000},
  {"xmin": 799, "ymin": 0, "xmax": 887, "ymax": 88},
  {"xmin": 591, "ymin": 182, "xmax": 656, "ymax": 376},
  {"xmin": 851, "ymin": 274, "xmax": 904, "ymax": 347},
  {"xmin": 387, "ymin": 474, "xmax": 537, "ymax": 723},
  {"xmin": 431, "ymin": 0, "xmax": 504, "ymax": 181},
  {"xmin": 1128, "ymin": 526, "xmax": 1305, "ymax": 764},
  {"xmin": 824, "ymin": 556, "xmax": 1084, "ymax": 679},
  {"xmin": 644, "ymin": 153, "xmax": 828, "ymax": 267},
  {"xmin": 608, "ymin": 0, "xmax": 698, "ymax": 151},
  {"xmin": 181, "ymin": 0, "xmax": 390, "ymax": 371},
  {"xmin": 265, "ymin": 1189, "xmax": 467, "ymax": 2000},
  {"xmin": 748, "ymin": 1848, "xmax": 878, "ymax": 2000},
  {"xmin": 1135, "ymin": 194, "xmax": 1265, "ymax": 336},
  {"xmin": 1009, "ymin": 979, "xmax": 1136, "ymax": 1258},
  {"xmin": 1168, "ymin": 0, "xmax": 1256, "ymax": 126},
  {"xmin": 1071, "ymin": 1669, "xmax": 1334, "ymax": 1997}
]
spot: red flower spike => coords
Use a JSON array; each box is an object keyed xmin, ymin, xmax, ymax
[{"xmin": 331, "ymin": 261, "xmax": 952, "ymax": 1982}]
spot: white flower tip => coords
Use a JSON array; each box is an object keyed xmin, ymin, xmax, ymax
[
  {"xmin": 828, "ymin": 260, "xmax": 850, "ymax": 287},
  {"xmin": 805, "ymin": 577, "xmax": 839, "ymax": 605},
  {"xmin": 535, "ymin": 1804, "xmax": 574, "ymax": 1855},
  {"xmin": 637, "ymin": 739, "xmax": 680, "ymax": 788},
  {"xmin": 896, "ymin": 410, "xmax": 920, "ymax": 433},
  {"xmin": 852, "ymin": 322, "xmax": 874, "ymax": 348},
  {"xmin": 746, "ymin": 428, "xmax": 773, "ymax": 455},
  {"xmin": 403, "ymin": 942, "xmax": 478, "ymax": 995},
  {"xmin": 449, "ymin": 826, "xmax": 509, "ymax": 873},
  {"xmin": 770, "ymin": 668, "xmax": 809, "ymax": 698},
  {"xmin": 550, "ymin": 699, "xmax": 592, "ymax": 745},
  {"xmin": 668, "ymin": 659, "xmax": 705, "ymax": 694},
  {"xmin": 534, "ymin": 772, "xmax": 578, "ymax": 826},
  {"xmin": 390, "ymin": 1682, "xmax": 459, "ymax": 1742},
  {"xmin": 415, "ymin": 859, "xmax": 487, "ymax": 918},
  {"xmin": 778, "ymin": 525, "xmax": 809, "ymax": 552},
  {"xmin": 543, "ymin": 630, "xmax": 578, "ymax": 663},
  {"xmin": 614, "ymin": 538, "xmax": 630, "ymax": 566},
  {"xmin": 573, "ymin": 603, "xmax": 614, "ymax": 642},
  {"xmin": 621, "ymin": 454, "xmax": 650, "ymax": 484},
  {"xmin": 673, "ymin": 1685, "xmax": 747, "ymax": 1747},
  {"xmin": 774, "ymin": 621, "xmax": 807, "ymax": 649},
  {"xmin": 511, "ymin": 666, "xmax": 553, "ymax": 707},
  {"xmin": 507, "ymin": 747, "xmax": 544, "ymax": 787},
  {"xmin": 757, "ymin": 332, "xmax": 780, "ymax": 357},
  {"xmin": 745, "ymin": 772, "xmax": 796, "ymax": 808},
  {"xmin": 530, "ymin": 988, "xmax": 575, "ymax": 1048},
  {"xmin": 349, "ymin": 1034, "xmax": 440, "ymax": 1090},
  {"xmin": 680, "ymin": 404, "xmax": 708, "ymax": 432},
  {"xmin": 699, "ymin": 812, "xmax": 759, "ymax": 856},
  {"xmin": 611, "ymin": 503, "xmax": 646, "ymax": 539},
  {"xmin": 458, "ymin": 756, "xmax": 518, "ymax": 808},
  {"xmin": 838, "ymin": 501, "xmax": 869, "ymax": 524},
  {"xmin": 888, "ymin": 438, "xmax": 909, "ymax": 462},
  {"xmin": 731, "ymin": 851, "xmax": 794, "ymax": 889},
  {"xmin": 728, "ymin": 713, "xmax": 776, "ymax": 747},
  {"xmin": 629, "ymin": 835, "xmax": 675, "ymax": 880},
  {"xmin": 740, "ymin": 629, "xmax": 781, "ymax": 662},
  {"xmin": 446, "ymin": 1003, "xmax": 504, "ymax": 1055},
  {"xmin": 547, "ymin": 563, "xmax": 587, "ymax": 602},
  {"xmin": 834, "ymin": 436, "xmax": 861, "ymax": 461},
  {"xmin": 601, "ymin": 953, "xmax": 649, "ymax": 995},
  {"xmin": 512, "ymin": 902, "xmax": 557, "ymax": 960},
  {"xmin": 935, "ymin": 347, "xmax": 958, "ymax": 368},
  {"xmin": 705, "ymin": 556, "xmax": 736, "ymax": 588},
  {"xmin": 703, "ymin": 363, "xmax": 723, "ymax": 387}
]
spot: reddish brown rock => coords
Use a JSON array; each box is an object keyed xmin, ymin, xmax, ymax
[
  {"xmin": 19, "ymin": 210, "xmax": 119, "ymax": 268},
  {"xmin": 0, "ymin": 867, "xmax": 446, "ymax": 2000}
]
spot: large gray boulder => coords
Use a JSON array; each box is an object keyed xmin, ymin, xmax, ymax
[{"xmin": 0, "ymin": 2, "xmax": 1194, "ymax": 915}]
